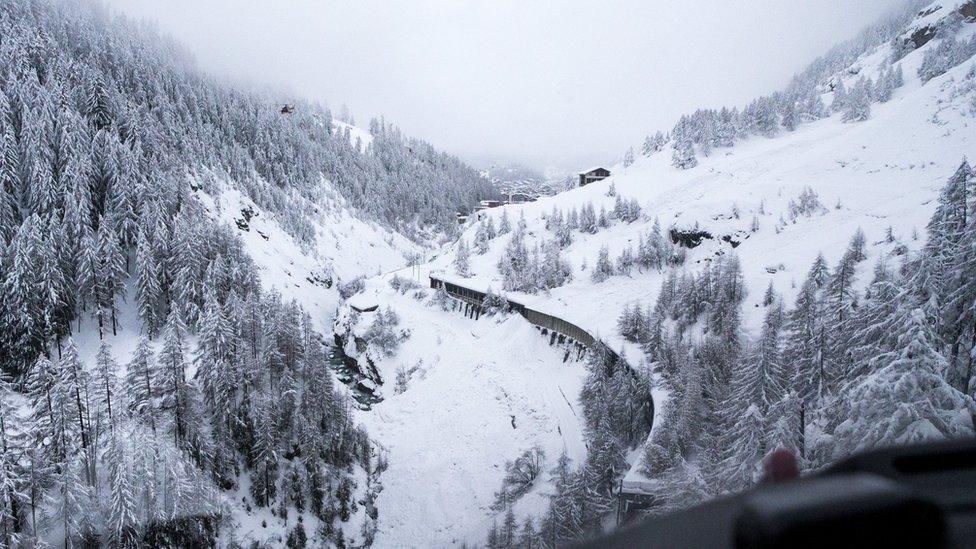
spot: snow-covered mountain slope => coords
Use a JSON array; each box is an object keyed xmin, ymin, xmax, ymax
[
  {"xmin": 436, "ymin": 9, "xmax": 976, "ymax": 354},
  {"xmin": 198, "ymin": 179, "xmax": 419, "ymax": 331},
  {"xmin": 338, "ymin": 4, "xmax": 976, "ymax": 545}
]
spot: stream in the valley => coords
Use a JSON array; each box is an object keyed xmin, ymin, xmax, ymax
[{"xmin": 326, "ymin": 342, "xmax": 383, "ymax": 410}]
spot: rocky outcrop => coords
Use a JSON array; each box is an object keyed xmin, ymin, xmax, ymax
[
  {"xmin": 899, "ymin": 1, "xmax": 976, "ymax": 54},
  {"xmin": 669, "ymin": 227, "xmax": 713, "ymax": 248}
]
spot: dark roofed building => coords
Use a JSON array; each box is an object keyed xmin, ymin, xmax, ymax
[{"xmin": 579, "ymin": 167, "xmax": 611, "ymax": 187}]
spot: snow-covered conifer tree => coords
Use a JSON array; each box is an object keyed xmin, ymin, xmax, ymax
[
  {"xmin": 474, "ymin": 222, "xmax": 490, "ymax": 254},
  {"xmin": 831, "ymin": 79, "xmax": 848, "ymax": 112},
  {"xmin": 622, "ymin": 147, "xmax": 635, "ymax": 168},
  {"xmin": 579, "ymin": 202, "xmax": 597, "ymax": 234},
  {"xmin": 590, "ymin": 246, "xmax": 614, "ymax": 283},
  {"xmin": 136, "ymin": 230, "xmax": 162, "ymax": 338},
  {"xmin": 454, "ymin": 238, "xmax": 471, "ymax": 277},
  {"xmin": 842, "ymin": 77, "xmax": 872, "ymax": 122},
  {"xmin": 499, "ymin": 210, "xmax": 511, "ymax": 235},
  {"xmin": 126, "ymin": 337, "xmax": 158, "ymax": 433},
  {"xmin": 671, "ymin": 135, "xmax": 697, "ymax": 170}
]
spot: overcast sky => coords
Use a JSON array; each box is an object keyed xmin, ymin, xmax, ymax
[{"xmin": 106, "ymin": 0, "xmax": 907, "ymax": 171}]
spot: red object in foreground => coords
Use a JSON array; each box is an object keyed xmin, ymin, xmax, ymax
[{"xmin": 763, "ymin": 448, "xmax": 800, "ymax": 484}]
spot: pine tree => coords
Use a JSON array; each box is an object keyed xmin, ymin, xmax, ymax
[
  {"xmin": 110, "ymin": 150, "xmax": 141, "ymax": 254},
  {"xmin": 719, "ymin": 403, "xmax": 765, "ymax": 492},
  {"xmin": 616, "ymin": 245, "xmax": 634, "ymax": 275},
  {"xmin": 755, "ymin": 299, "xmax": 787, "ymax": 412},
  {"xmin": 518, "ymin": 517, "xmax": 538, "ymax": 549},
  {"xmin": 567, "ymin": 207, "xmax": 579, "ymax": 231},
  {"xmin": 500, "ymin": 506, "xmax": 518, "ymax": 548},
  {"xmin": 875, "ymin": 66, "xmax": 894, "ymax": 103},
  {"xmin": 52, "ymin": 458, "xmax": 92, "ymax": 548},
  {"xmin": 498, "ymin": 210, "xmax": 511, "ymax": 235},
  {"xmin": 171, "ymin": 208, "xmax": 205, "ymax": 329},
  {"xmin": 95, "ymin": 218, "xmax": 126, "ymax": 337},
  {"xmin": 157, "ymin": 309, "xmax": 191, "ymax": 450},
  {"xmin": 454, "ymin": 238, "xmax": 471, "ymax": 277},
  {"xmin": 0, "ymin": 375, "xmax": 26, "ymax": 548},
  {"xmin": 767, "ymin": 389, "xmax": 803, "ymax": 460},
  {"xmin": 590, "ymin": 246, "xmax": 614, "ymax": 283},
  {"xmin": 781, "ymin": 99, "xmax": 798, "ymax": 131},
  {"xmin": 38, "ymin": 217, "xmax": 72, "ymax": 349},
  {"xmin": 107, "ymin": 433, "xmax": 139, "ymax": 548},
  {"xmin": 474, "ymin": 222, "xmax": 490, "ymax": 254},
  {"xmin": 195, "ymin": 288, "xmax": 232, "ymax": 408},
  {"xmin": 94, "ymin": 342, "xmax": 119, "ymax": 428},
  {"xmin": 86, "ymin": 75, "xmax": 114, "ymax": 131},
  {"xmin": 948, "ymin": 223, "xmax": 976, "ymax": 397},
  {"xmin": 823, "ymin": 230, "xmax": 868, "ymax": 386},
  {"xmin": 1, "ymin": 216, "xmax": 44, "ymax": 375},
  {"xmin": 579, "ymin": 202, "xmax": 597, "ymax": 234},
  {"xmin": 928, "ymin": 161, "xmax": 976, "ymax": 392},
  {"xmin": 671, "ymin": 136, "xmax": 697, "ymax": 169},
  {"xmin": 831, "ymin": 79, "xmax": 848, "ymax": 113},
  {"xmin": 540, "ymin": 241, "xmax": 572, "ymax": 290},
  {"xmin": 486, "ymin": 520, "xmax": 500, "ymax": 549},
  {"xmin": 622, "ymin": 147, "xmax": 635, "ymax": 168},
  {"xmin": 485, "ymin": 215, "xmax": 498, "ymax": 239},
  {"xmin": 498, "ymin": 229, "xmax": 530, "ymax": 292},
  {"xmin": 126, "ymin": 337, "xmax": 158, "ymax": 434},
  {"xmin": 762, "ymin": 281, "xmax": 776, "ymax": 306},
  {"xmin": 136, "ymin": 230, "xmax": 163, "ymax": 338},
  {"xmin": 782, "ymin": 256, "xmax": 830, "ymax": 457},
  {"xmin": 842, "ymin": 77, "xmax": 872, "ymax": 122},
  {"xmin": 60, "ymin": 340, "xmax": 94, "ymax": 485},
  {"xmin": 251, "ymin": 396, "xmax": 278, "ymax": 507}
]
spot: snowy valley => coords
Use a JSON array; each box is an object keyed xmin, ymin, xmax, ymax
[
  {"xmin": 1, "ymin": 0, "xmax": 976, "ymax": 548},
  {"xmin": 334, "ymin": 1, "xmax": 976, "ymax": 546}
]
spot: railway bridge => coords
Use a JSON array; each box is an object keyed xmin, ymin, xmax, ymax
[{"xmin": 429, "ymin": 274, "xmax": 598, "ymax": 361}]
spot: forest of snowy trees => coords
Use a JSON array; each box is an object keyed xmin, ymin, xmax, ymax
[
  {"xmin": 635, "ymin": 160, "xmax": 976, "ymax": 513},
  {"xmin": 0, "ymin": 0, "xmax": 418, "ymax": 545},
  {"xmin": 0, "ymin": 0, "xmax": 493, "ymax": 250}
]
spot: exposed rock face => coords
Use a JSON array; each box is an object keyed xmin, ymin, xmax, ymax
[
  {"xmin": 961, "ymin": 0, "xmax": 976, "ymax": 21},
  {"xmin": 669, "ymin": 227, "xmax": 713, "ymax": 248},
  {"xmin": 908, "ymin": 23, "xmax": 938, "ymax": 50},
  {"xmin": 719, "ymin": 230, "xmax": 750, "ymax": 248},
  {"xmin": 901, "ymin": 1, "xmax": 976, "ymax": 53},
  {"xmin": 234, "ymin": 205, "xmax": 257, "ymax": 230},
  {"xmin": 722, "ymin": 234, "xmax": 741, "ymax": 248}
]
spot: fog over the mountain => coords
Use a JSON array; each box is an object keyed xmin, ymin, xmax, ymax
[{"xmin": 107, "ymin": 0, "xmax": 907, "ymax": 170}]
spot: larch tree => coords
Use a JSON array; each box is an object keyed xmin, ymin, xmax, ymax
[
  {"xmin": 126, "ymin": 337, "xmax": 158, "ymax": 435},
  {"xmin": 136, "ymin": 229, "xmax": 163, "ymax": 338}
]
